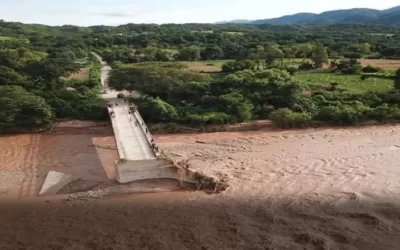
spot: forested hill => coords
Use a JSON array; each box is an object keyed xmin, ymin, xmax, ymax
[{"xmin": 220, "ymin": 6, "xmax": 400, "ymax": 25}]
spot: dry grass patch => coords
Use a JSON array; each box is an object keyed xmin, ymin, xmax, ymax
[
  {"xmin": 359, "ymin": 59, "xmax": 400, "ymax": 69},
  {"xmin": 184, "ymin": 62, "xmax": 222, "ymax": 72},
  {"xmin": 65, "ymin": 67, "xmax": 90, "ymax": 80}
]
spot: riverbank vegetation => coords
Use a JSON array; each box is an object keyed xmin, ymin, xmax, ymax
[
  {"xmin": 0, "ymin": 41, "xmax": 106, "ymax": 131},
  {"xmin": 0, "ymin": 20, "xmax": 399, "ymax": 130},
  {"xmin": 109, "ymin": 60, "xmax": 400, "ymax": 129}
]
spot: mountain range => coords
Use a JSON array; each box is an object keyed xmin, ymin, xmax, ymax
[{"xmin": 217, "ymin": 6, "xmax": 400, "ymax": 25}]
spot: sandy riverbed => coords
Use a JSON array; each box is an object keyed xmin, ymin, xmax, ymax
[
  {"xmin": 156, "ymin": 125, "xmax": 400, "ymax": 200},
  {"xmin": 0, "ymin": 124, "xmax": 400, "ymax": 249}
]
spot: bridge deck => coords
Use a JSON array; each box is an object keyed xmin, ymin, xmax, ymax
[{"xmin": 109, "ymin": 99, "xmax": 156, "ymax": 161}]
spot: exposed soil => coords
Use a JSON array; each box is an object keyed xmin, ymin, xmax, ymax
[
  {"xmin": 1, "ymin": 123, "xmax": 400, "ymax": 249},
  {"xmin": 359, "ymin": 59, "xmax": 400, "ymax": 68},
  {"xmin": 0, "ymin": 121, "xmax": 118, "ymax": 199}
]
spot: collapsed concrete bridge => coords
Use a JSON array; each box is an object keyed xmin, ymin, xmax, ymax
[
  {"xmin": 104, "ymin": 93, "xmax": 196, "ymax": 184},
  {"xmin": 95, "ymin": 53, "xmax": 197, "ymax": 185}
]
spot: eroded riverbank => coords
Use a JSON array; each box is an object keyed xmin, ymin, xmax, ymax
[{"xmin": 1, "ymin": 123, "xmax": 400, "ymax": 249}]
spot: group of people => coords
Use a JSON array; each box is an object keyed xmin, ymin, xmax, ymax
[
  {"xmin": 150, "ymin": 138, "xmax": 159, "ymax": 152},
  {"xmin": 128, "ymin": 104, "xmax": 159, "ymax": 152},
  {"xmin": 108, "ymin": 103, "xmax": 119, "ymax": 119}
]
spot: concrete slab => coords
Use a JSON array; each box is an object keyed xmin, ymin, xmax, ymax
[
  {"xmin": 115, "ymin": 158, "xmax": 197, "ymax": 184},
  {"xmin": 108, "ymin": 99, "xmax": 156, "ymax": 161},
  {"xmin": 39, "ymin": 171, "xmax": 75, "ymax": 196}
]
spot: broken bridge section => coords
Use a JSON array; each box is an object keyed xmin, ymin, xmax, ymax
[
  {"xmin": 107, "ymin": 98, "xmax": 157, "ymax": 161},
  {"xmin": 95, "ymin": 52, "xmax": 197, "ymax": 185},
  {"xmin": 103, "ymin": 92, "xmax": 193, "ymax": 184}
]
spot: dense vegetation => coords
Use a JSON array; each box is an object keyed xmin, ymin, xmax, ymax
[
  {"xmin": 109, "ymin": 61, "xmax": 400, "ymax": 129},
  {"xmin": 0, "ymin": 19, "xmax": 399, "ymax": 130},
  {"xmin": 0, "ymin": 30, "xmax": 106, "ymax": 130}
]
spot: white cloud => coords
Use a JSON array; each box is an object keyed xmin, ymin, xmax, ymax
[{"xmin": 92, "ymin": 4, "xmax": 145, "ymax": 18}]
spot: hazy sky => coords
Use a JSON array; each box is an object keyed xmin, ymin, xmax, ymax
[{"xmin": 0, "ymin": 0, "xmax": 399, "ymax": 26}]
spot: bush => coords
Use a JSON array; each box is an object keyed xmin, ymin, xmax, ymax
[
  {"xmin": 88, "ymin": 62, "xmax": 101, "ymax": 88},
  {"xmin": 362, "ymin": 65, "xmax": 381, "ymax": 73},
  {"xmin": 314, "ymin": 103, "xmax": 372, "ymax": 125},
  {"xmin": 344, "ymin": 52, "xmax": 362, "ymax": 59},
  {"xmin": 371, "ymin": 104, "xmax": 400, "ymax": 122},
  {"xmin": 332, "ymin": 59, "xmax": 362, "ymax": 74},
  {"xmin": 395, "ymin": 69, "xmax": 400, "ymax": 90},
  {"xmin": 360, "ymin": 75, "xmax": 370, "ymax": 81},
  {"xmin": 221, "ymin": 60, "xmax": 256, "ymax": 73},
  {"xmin": 183, "ymin": 112, "xmax": 233, "ymax": 125},
  {"xmin": 286, "ymin": 67, "xmax": 298, "ymax": 75},
  {"xmin": 298, "ymin": 62, "xmax": 314, "ymax": 71},
  {"xmin": 364, "ymin": 55, "xmax": 382, "ymax": 59},
  {"xmin": 270, "ymin": 108, "xmax": 311, "ymax": 128}
]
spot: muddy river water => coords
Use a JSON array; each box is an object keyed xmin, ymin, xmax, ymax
[{"xmin": 0, "ymin": 123, "xmax": 400, "ymax": 249}]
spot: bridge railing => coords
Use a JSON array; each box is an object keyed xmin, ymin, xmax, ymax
[
  {"xmin": 107, "ymin": 106, "xmax": 126, "ymax": 160},
  {"xmin": 130, "ymin": 105, "xmax": 161, "ymax": 157}
]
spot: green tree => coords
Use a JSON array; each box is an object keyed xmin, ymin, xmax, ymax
[
  {"xmin": 0, "ymin": 85, "xmax": 53, "ymax": 127},
  {"xmin": 135, "ymin": 97, "xmax": 179, "ymax": 122},
  {"xmin": 248, "ymin": 46, "xmax": 266, "ymax": 69},
  {"xmin": 359, "ymin": 43, "xmax": 372, "ymax": 55},
  {"xmin": 175, "ymin": 46, "xmax": 201, "ymax": 61},
  {"xmin": 201, "ymin": 45, "xmax": 223, "ymax": 60},
  {"xmin": 221, "ymin": 60, "xmax": 256, "ymax": 73},
  {"xmin": 394, "ymin": 69, "xmax": 400, "ymax": 90},
  {"xmin": 0, "ymin": 66, "xmax": 29, "ymax": 88},
  {"xmin": 298, "ymin": 43, "xmax": 314, "ymax": 59},
  {"xmin": 265, "ymin": 45, "xmax": 284, "ymax": 65},
  {"xmin": 311, "ymin": 44, "xmax": 329, "ymax": 68}
]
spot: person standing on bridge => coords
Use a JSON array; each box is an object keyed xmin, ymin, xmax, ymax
[{"xmin": 128, "ymin": 114, "xmax": 132, "ymax": 122}]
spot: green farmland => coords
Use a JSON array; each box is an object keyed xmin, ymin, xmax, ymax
[{"xmin": 295, "ymin": 72, "xmax": 393, "ymax": 93}]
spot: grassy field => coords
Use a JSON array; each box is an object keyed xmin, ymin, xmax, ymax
[
  {"xmin": 200, "ymin": 60, "xmax": 232, "ymax": 66},
  {"xmin": 295, "ymin": 72, "xmax": 393, "ymax": 93},
  {"xmin": 0, "ymin": 36, "xmax": 29, "ymax": 44},
  {"xmin": 162, "ymin": 48, "xmax": 179, "ymax": 54},
  {"xmin": 224, "ymin": 32, "xmax": 245, "ymax": 36},
  {"xmin": 181, "ymin": 60, "xmax": 232, "ymax": 72}
]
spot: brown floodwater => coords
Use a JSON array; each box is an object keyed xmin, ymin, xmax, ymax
[{"xmin": 1, "ymin": 123, "xmax": 400, "ymax": 249}]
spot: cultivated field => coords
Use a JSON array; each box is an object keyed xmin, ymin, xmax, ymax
[
  {"xmin": 359, "ymin": 59, "xmax": 400, "ymax": 69},
  {"xmin": 295, "ymin": 72, "xmax": 393, "ymax": 93},
  {"xmin": 181, "ymin": 58, "xmax": 400, "ymax": 73},
  {"xmin": 183, "ymin": 60, "xmax": 231, "ymax": 72}
]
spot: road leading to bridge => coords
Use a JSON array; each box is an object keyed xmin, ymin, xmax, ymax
[
  {"xmin": 91, "ymin": 52, "xmax": 198, "ymax": 184},
  {"xmin": 92, "ymin": 52, "xmax": 156, "ymax": 161}
]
